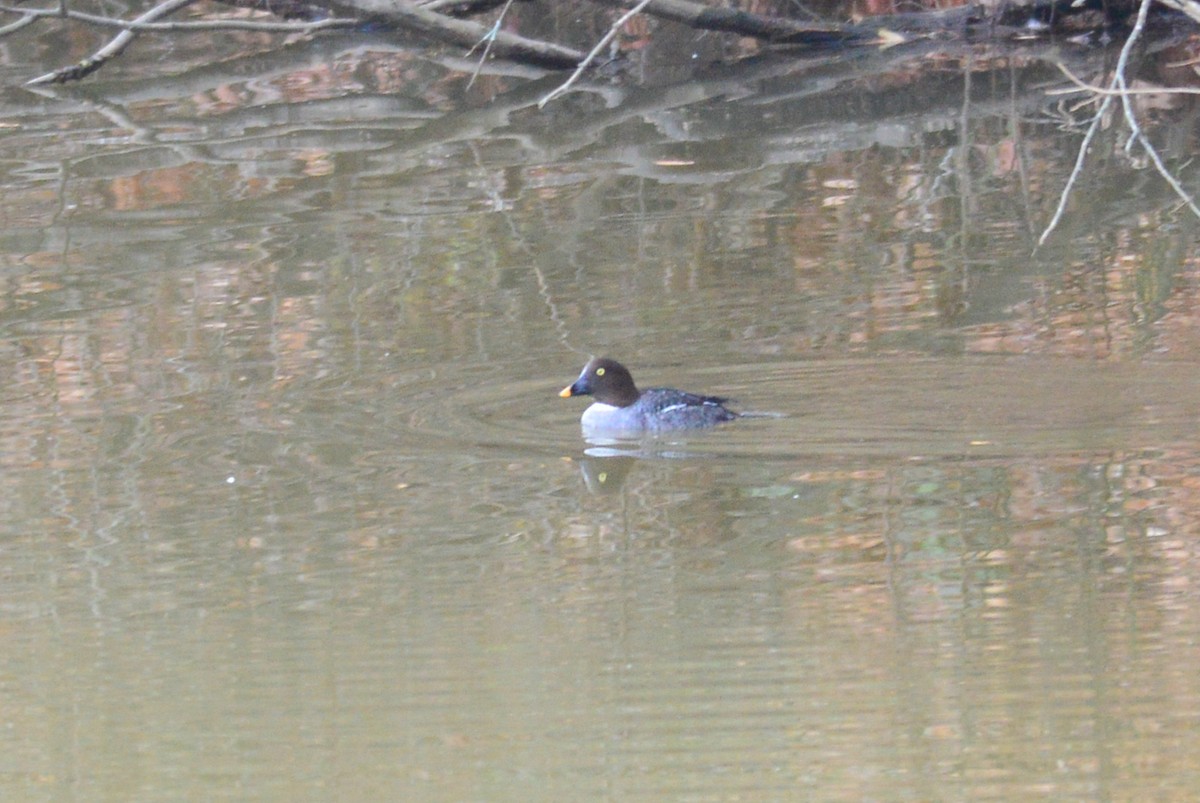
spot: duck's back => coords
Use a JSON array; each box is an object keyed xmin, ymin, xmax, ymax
[{"xmin": 582, "ymin": 387, "xmax": 737, "ymax": 434}]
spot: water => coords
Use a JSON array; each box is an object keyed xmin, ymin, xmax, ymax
[{"xmin": 2, "ymin": 14, "xmax": 1200, "ymax": 800}]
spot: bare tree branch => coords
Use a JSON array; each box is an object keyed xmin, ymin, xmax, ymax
[
  {"xmin": 321, "ymin": 0, "xmax": 584, "ymax": 66},
  {"xmin": 418, "ymin": 0, "xmax": 518, "ymax": 13},
  {"xmin": 588, "ymin": 0, "xmax": 860, "ymax": 43},
  {"xmin": 1051, "ymin": 63, "xmax": 1200, "ymax": 95},
  {"xmin": 12, "ymin": 0, "xmax": 584, "ymax": 82},
  {"xmin": 464, "ymin": 0, "xmax": 514, "ymax": 88},
  {"xmin": 0, "ymin": 11, "xmax": 35, "ymax": 34},
  {"xmin": 1149, "ymin": 0, "xmax": 1200, "ymax": 24},
  {"xmin": 26, "ymin": 0, "xmax": 200, "ymax": 84},
  {"xmin": 1113, "ymin": 0, "xmax": 1200, "ymax": 216},
  {"xmin": 1, "ymin": 4, "xmax": 358, "ymax": 32},
  {"xmin": 1039, "ymin": 0, "xmax": 1200, "ymax": 247},
  {"xmin": 539, "ymin": 0, "xmax": 652, "ymax": 108}
]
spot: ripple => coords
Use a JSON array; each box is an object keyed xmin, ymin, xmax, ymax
[
  {"xmin": 387, "ymin": 356, "xmax": 1200, "ymax": 462},
  {"xmin": 404, "ymin": 369, "xmax": 586, "ymax": 457}
]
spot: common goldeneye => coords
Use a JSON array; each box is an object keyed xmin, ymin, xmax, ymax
[{"xmin": 559, "ymin": 357, "xmax": 738, "ymax": 434}]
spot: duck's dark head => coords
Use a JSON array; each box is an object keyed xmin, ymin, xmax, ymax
[{"xmin": 559, "ymin": 357, "xmax": 640, "ymax": 408}]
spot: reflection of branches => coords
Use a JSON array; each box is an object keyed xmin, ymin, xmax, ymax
[{"xmin": 1039, "ymin": 0, "xmax": 1200, "ymax": 247}]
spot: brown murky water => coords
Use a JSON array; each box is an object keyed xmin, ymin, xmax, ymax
[{"xmin": 2, "ymin": 13, "xmax": 1200, "ymax": 800}]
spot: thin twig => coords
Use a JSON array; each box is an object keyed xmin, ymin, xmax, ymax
[
  {"xmin": 323, "ymin": 0, "xmax": 583, "ymax": 67},
  {"xmin": 1115, "ymin": 0, "xmax": 1200, "ymax": 215},
  {"xmin": 0, "ymin": 4, "xmax": 357, "ymax": 31},
  {"xmin": 1038, "ymin": 0, "xmax": 1200, "ymax": 246},
  {"xmin": 538, "ymin": 0, "xmax": 651, "ymax": 108},
  {"xmin": 1050, "ymin": 63, "xmax": 1200, "ymax": 97},
  {"xmin": 26, "ymin": 0, "xmax": 199, "ymax": 84},
  {"xmin": 1114, "ymin": 0, "xmax": 1152, "ymax": 154},
  {"xmin": 1036, "ymin": 91, "xmax": 1111, "ymax": 248},
  {"xmin": 1149, "ymin": 0, "xmax": 1200, "ymax": 25},
  {"xmin": 465, "ymin": 0, "xmax": 513, "ymax": 89},
  {"xmin": 590, "ymin": 0, "xmax": 855, "ymax": 42},
  {"xmin": 1132, "ymin": 128, "xmax": 1200, "ymax": 215},
  {"xmin": 419, "ymin": 0, "xmax": 512, "ymax": 13},
  {"xmin": 1, "ymin": 4, "xmax": 354, "ymax": 31}
]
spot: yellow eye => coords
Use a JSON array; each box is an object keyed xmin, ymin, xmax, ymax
[{"xmin": 596, "ymin": 367, "xmax": 605, "ymax": 376}]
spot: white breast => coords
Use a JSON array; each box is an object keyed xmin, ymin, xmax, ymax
[
  {"xmin": 580, "ymin": 402, "xmax": 622, "ymax": 430},
  {"xmin": 580, "ymin": 402, "xmax": 655, "ymax": 438}
]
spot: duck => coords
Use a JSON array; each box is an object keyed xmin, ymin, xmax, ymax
[{"xmin": 559, "ymin": 357, "xmax": 738, "ymax": 435}]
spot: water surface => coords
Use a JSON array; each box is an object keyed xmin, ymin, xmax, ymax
[{"xmin": 2, "ymin": 15, "xmax": 1200, "ymax": 800}]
